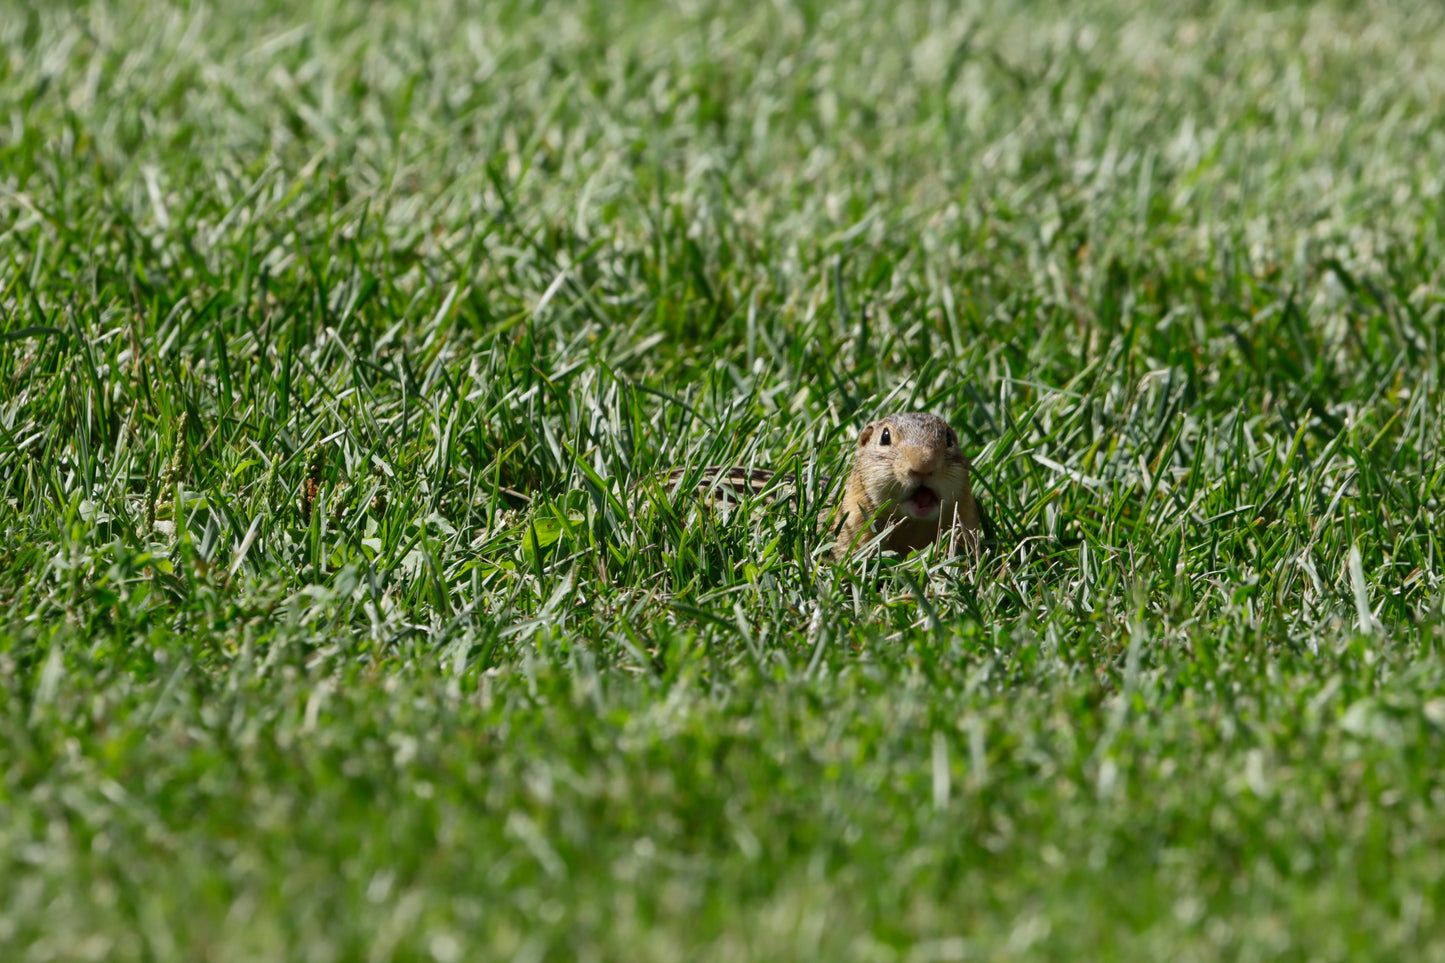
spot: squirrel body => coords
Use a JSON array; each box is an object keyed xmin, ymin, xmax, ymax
[{"xmin": 665, "ymin": 412, "xmax": 980, "ymax": 560}]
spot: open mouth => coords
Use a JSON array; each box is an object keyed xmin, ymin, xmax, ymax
[{"xmin": 899, "ymin": 485, "xmax": 941, "ymax": 519}]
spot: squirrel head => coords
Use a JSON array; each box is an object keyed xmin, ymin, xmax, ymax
[{"xmin": 854, "ymin": 412, "xmax": 971, "ymax": 520}]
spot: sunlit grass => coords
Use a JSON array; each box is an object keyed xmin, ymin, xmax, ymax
[{"xmin": 2, "ymin": 0, "xmax": 1445, "ymax": 959}]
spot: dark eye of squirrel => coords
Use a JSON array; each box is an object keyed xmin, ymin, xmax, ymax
[
  {"xmin": 879, "ymin": 427, "xmax": 892, "ymax": 446},
  {"xmin": 946, "ymin": 429, "xmax": 957, "ymax": 447}
]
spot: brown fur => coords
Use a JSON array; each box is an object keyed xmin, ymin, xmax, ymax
[{"xmin": 828, "ymin": 412, "xmax": 981, "ymax": 560}]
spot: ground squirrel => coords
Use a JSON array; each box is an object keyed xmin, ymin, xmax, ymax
[{"xmin": 665, "ymin": 412, "xmax": 981, "ymax": 560}]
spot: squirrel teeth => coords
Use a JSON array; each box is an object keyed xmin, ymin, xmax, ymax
[{"xmin": 900, "ymin": 485, "xmax": 942, "ymax": 518}]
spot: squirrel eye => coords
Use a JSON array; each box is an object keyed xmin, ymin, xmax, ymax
[
  {"xmin": 946, "ymin": 429, "xmax": 957, "ymax": 447},
  {"xmin": 879, "ymin": 427, "xmax": 892, "ymax": 446}
]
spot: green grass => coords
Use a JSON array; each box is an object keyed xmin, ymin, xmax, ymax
[{"xmin": 3, "ymin": 0, "xmax": 1445, "ymax": 959}]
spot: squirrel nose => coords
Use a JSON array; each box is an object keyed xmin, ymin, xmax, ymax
[{"xmin": 908, "ymin": 457, "xmax": 940, "ymax": 479}]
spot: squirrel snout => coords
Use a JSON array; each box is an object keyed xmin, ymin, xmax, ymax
[{"xmin": 904, "ymin": 454, "xmax": 942, "ymax": 480}]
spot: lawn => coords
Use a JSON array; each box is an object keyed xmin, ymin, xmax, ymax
[{"xmin": 3, "ymin": 0, "xmax": 1445, "ymax": 959}]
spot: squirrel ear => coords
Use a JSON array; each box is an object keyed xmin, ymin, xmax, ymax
[{"xmin": 856, "ymin": 423, "xmax": 875, "ymax": 447}]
